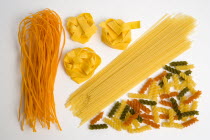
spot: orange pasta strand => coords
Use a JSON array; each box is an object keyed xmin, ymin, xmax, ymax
[
  {"xmin": 139, "ymin": 78, "xmax": 154, "ymax": 94},
  {"xmin": 154, "ymin": 71, "xmax": 167, "ymax": 81},
  {"xmin": 184, "ymin": 91, "xmax": 202, "ymax": 104},
  {"xmin": 182, "ymin": 117, "xmax": 198, "ymax": 127},
  {"xmin": 159, "ymin": 114, "xmax": 178, "ymax": 120},
  {"xmin": 90, "ymin": 112, "xmax": 104, "ymax": 125},
  {"xmin": 18, "ymin": 9, "xmax": 65, "ymax": 132}
]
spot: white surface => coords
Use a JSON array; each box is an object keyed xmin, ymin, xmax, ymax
[{"xmin": 0, "ymin": 0, "xmax": 210, "ymax": 139}]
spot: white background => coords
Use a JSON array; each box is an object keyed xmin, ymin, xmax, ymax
[{"xmin": 0, "ymin": 0, "xmax": 210, "ymax": 139}]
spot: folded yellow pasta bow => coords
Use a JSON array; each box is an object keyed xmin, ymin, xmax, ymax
[
  {"xmin": 66, "ymin": 13, "xmax": 97, "ymax": 44},
  {"xmin": 64, "ymin": 47, "xmax": 101, "ymax": 83},
  {"xmin": 100, "ymin": 19, "xmax": 140, "ymax": 50}
]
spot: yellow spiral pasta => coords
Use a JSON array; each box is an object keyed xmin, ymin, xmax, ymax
[{"xmin": 175, "ymin": 64, "xmax": 194, "ymax": 70}]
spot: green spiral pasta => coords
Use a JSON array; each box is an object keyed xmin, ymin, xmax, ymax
[
  {"xmin": 181, "ymin": 111, "xmax": 199, "ymax": 117},
  {"xmin": 170, "ymin": 98, "xmax": 182, "ymax": 120},
  {"xmin": 108, "ymin": 101, "xmax": 121, "ymax": 118},
  {"xmin": 129, "ymin": 108, "xmax": 135, "ymax": 115},
  {"xmin": 89, "ymin": 124, "xmax": 108, "ymax": 130},
  {"xmin": 120, "ymin": 105, "xmax": 130, "ymax": 121},
  {"xmin": 139, "ymin": 99, "xmax": 157, "ymax": 106},
  {"xmin": 177, "ymin": 87, "xmax": 189, "ymax": 99},
  {"xmin": 164, "ymin": 65, "xmax": 181, "ymax": 74},
  {"xmin": 137, "ymin": 115, "xmax": 143, "ymax": 123},
  {"xmin": 170, "ymin": 61, "xmax": 188, "ymax": 66}
]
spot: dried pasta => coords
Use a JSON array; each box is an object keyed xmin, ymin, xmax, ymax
[
  {"xmin": 108, "ymin": 101, "xmax": 121, "ymax": 118},
  {"xmin": 159, "ymin": 100, "xmax": 172, "ymax": 107},
  {"xmin": 176, "ymin": 65, "xmax": 194, "ymax": 70},
  {"xmin": 139, "ymin": 78, "xmax": 154, "ymax": 94},
  {"xmin": 89, "ymin": 124, "xmax": 108, "ymax": 130},
  {"xmin": 164, "ymin": 65, "xmax": 181, "ymax": 74},
  {"xmin": 139, "ymin": 99, "xmax": 157, "ymax": 106},
  {"xmin": 160, "ymin": 92, "xmax": 179, "ymax": 99},
  {"xmin": 177, "ymin": 87, "xmax": 189, "ymax": 99},
  {"xmin": 170, "ymin": 61, "xmax": 188, "ymax": 66},
  {"xmin": 184, "ymin": 91, "xmax": 202, "ymax": 104},
  {"xmin": 143, "ymin": 119, "xmax": 160, "ymax": 129},
  {"xmin": 65, "ymin": 14, "xmax": 196, "ymax": 125},
  {"xmin": 90, "ymin": 112, "xmax": 104, "ymax": 125},
  {"xmin": 182, "ymin": 118, "xmax": 198, "ymax": 127},
  {"xmin": 120, "ymin": 105, "xmax": 130, "ymax": 121},
  {"xmin": 154, "ymin": 71, "xmax": 167, "ymax": 81}
]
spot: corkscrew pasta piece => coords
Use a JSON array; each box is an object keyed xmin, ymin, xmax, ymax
[
  {"xmin": 137, "ymin": 115, "xmax": 143, "ymax": 123},
  {"xmin": 127, "ymin": 100, "xmax": 141, "ymax": 113},
  {"xmin": 90, "ymin": 112, "xmax": 104, "ymax": 125},
  {"xmin": 140, "ymin": 113, "xmax": 154, "ymax": 120},
  {"xmin": 181, "ymin": 111, "xmax": 199, "ymax": 117},
  {"xmin": 139, "ymin": 78, "xmax": 154, "ymax": 94},
  {"xmin": 169, "ymin": 61, "xmax": 188, "ymax": 66},
  {"xmin": 154, "ymin": 71, "xmax": 167, "ymax": 81},
  {"xmin": 152, "ymin": 106, "xmax": 160, "ymax": 123},
  {"xmin": 139, "ymin": 99, "xmax": 157, "ymax": 106},
  {"xmin": 124, "ymin": 113, "xmax": 139, "ymax": 126},
  {"xmin": 179, "ymin": 72, "xmax": 196, "ymax": 86},
  {"xmin": 132, "ymin": 119, "xmax": 140, "ymax": 128},
  {"xmin": 143, "ymin": 119, "xmax": 160, "ymax": 129},
  {"xmin": 162, "ymin": 122, "xmax": 184, "ymax": 129},
  {"xmin": 172, "ymin": 74, "xmax": 180, "ymax": 90},
  {"xmin": 138, "ymin": 102, "xmax": 151, "ymax": 114},
  {"xmin": 191, "ymin": 101, "xmax": 198, "ymax": 111},
  {"xmin": 149, "ymin": 82, "xmax": 161, "ymax": 101},
  {"xmin": 89, "ymin": 124, "xmax": 108, "ymax": 130},
  {"xmin": 128, "ymin": 93, "xmax": 150, "ymax": 99},
  {"xmin": 108, "ymin": 101, "xmax": 121, "ymax": 118},
  {"xmin": 159, "ymin": 73, "xmax": 172, "ymax": 87},
  {"xmin": 177, "ymin": 87, "xmax": 189, "ymax": 99},
  {"xmin": 182, "ymin": 117, "xmax": 198, "ymax": 127},
  {"xmin": 127, "ymin": 125, "xmax": 152, "ymax": 133},
  {"xmin": 159, "ymin": 100, "xmax": 172, "ymax": 107},
  {"xmin": 164, "ymin": 65, "xmax": 181, "ymax": 74},
  {"xmin": 163, "ymin": 76, "xmax": 170, "ymax": 94},
  {"xmin": 185, "ymin": 70, "xmax": 192, "ymax": 75},
  {"xmin": 170, "ymin": 98, "xmax": 182, "ymax": 120},
  {"xmin": 176, "ymin": 64, "xmax": 194, "ymax": 70},
  {"xmin": 160, "ymin": 92, "xmax": 179, "ymax": 99},
  {"xmin": 103, "ymin": 118, "xmax": 122, "ymax": 131},
  {"xmin": 159, "ymin": 114, "xmax": 178, "ymax": 120},
  {"xmin": 168, "ymin": 109, "xmax": 176, "ymax": 125},
  {"xmin": 120, "ymin": 105, "xmax": 130, "ymax": 121},
  {"xmin": 157, "ymin": 107, "xmax": 169, "ymax": 114},
  {"xmin": 115, "ymin": 100, "xmax": 127, "ymax": 118},
  {"xmin": 184, "ymin": 91, "xmax": 202, "ymax": 104}
]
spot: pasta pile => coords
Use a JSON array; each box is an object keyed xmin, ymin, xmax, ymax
[
  {"xmin": 100, "ymin": 19, "xmax": 140, "ymax": 50},
  {"xmin": 65, "ymin": 14, "xmax": 196, "ymax": 125},
  {"xmin": 63, "ymin": 47, "xmax": 101, "ymax": 83},
  {"xmin": 89, "ymin": 61, "xmax": 201, "ymax": 133},
  {"xmin": 18, "ymin": 9, "xmax": 65, "ymax": 132},
  {"xmin": 66, "ymin": 13, "xmax": 97, "ymax": 44}
]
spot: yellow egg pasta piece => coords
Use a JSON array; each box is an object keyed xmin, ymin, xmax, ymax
[
  {"xmin": 100, "ymin": 19, "xmax": 140, "ymax": 50},
  {"xmin": 66, "ymin": 13, "xmax": 97, "ymax": 44},
  {"xmin": 64, "ymin": 47, "xmax": 101, "ymax": 83}
]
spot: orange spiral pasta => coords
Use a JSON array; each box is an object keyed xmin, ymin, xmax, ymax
[
  {"xmin": 143, "ymin": 119, "xmax": 160, "ymax": 129},
  {"xmin": 182, "ymin": 117, "xmax": 198, "ymax": 127},
  {"xmin": 160, "ymin": 92, "xmax": 179, "ymax": 99},
  {"xmin": 139, "ymin": 78, "xmax": 154, "ymax": 94},
  {"xmin": 154, "ymin": 71, "xmax": 167, "ymax": 81},
  {"xmin": 159, "ymin": 114, "xmax": 178, "ymax": 120},
  {"xmin": 140, "ymin": 113, "xmax": 154, "ymax": 120},
  {"xmin": 90, "ymin": 112, "xmax": 104, "ymax": 125},
  {"xmin": 184, "ymin": 91, "xmax": 202, "ymax": 104},
  {"xmin": 127, "ymin": 100, "xmax": 141, "ymax": 113},
  {"xmin": 138, "ymin": 101, "xmax": 151, "ymax": 114},
  {"xmin": 159, "ymin": 100, "xmax": 172, "ymax": 107},
  {"xmin": 124, "ymin": 113, "xmax": 139, "ymax": 126}
]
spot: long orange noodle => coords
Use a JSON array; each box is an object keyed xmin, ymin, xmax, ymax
[{"xmin": 18, "ymin": 9, "xmax": 65, "ymax": 132}]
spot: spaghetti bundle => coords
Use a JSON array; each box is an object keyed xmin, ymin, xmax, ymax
[
  {"xmin": 66, "ymin": 14, "xmax": 196, "ymax": 125},
  {"xmin": 18, "ymin": 9, "xmax": 65, "ymax": 131}
]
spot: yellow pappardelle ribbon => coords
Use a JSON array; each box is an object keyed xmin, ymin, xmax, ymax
[
  {"xmin": 66, "ymin": 13, "xmax": 97, "ymax": 44},
  {"xmin": 100, "ymin": 19, "xmax": 140, "ymax": 50},
  {"xmin": 64, "ymin": 47, "xmax": 101, "ymax": 84}
]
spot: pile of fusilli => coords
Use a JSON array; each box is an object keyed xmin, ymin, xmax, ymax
[{"xmin": 88, "ymin": 61, "xmax": 201, "ymax": 133}]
